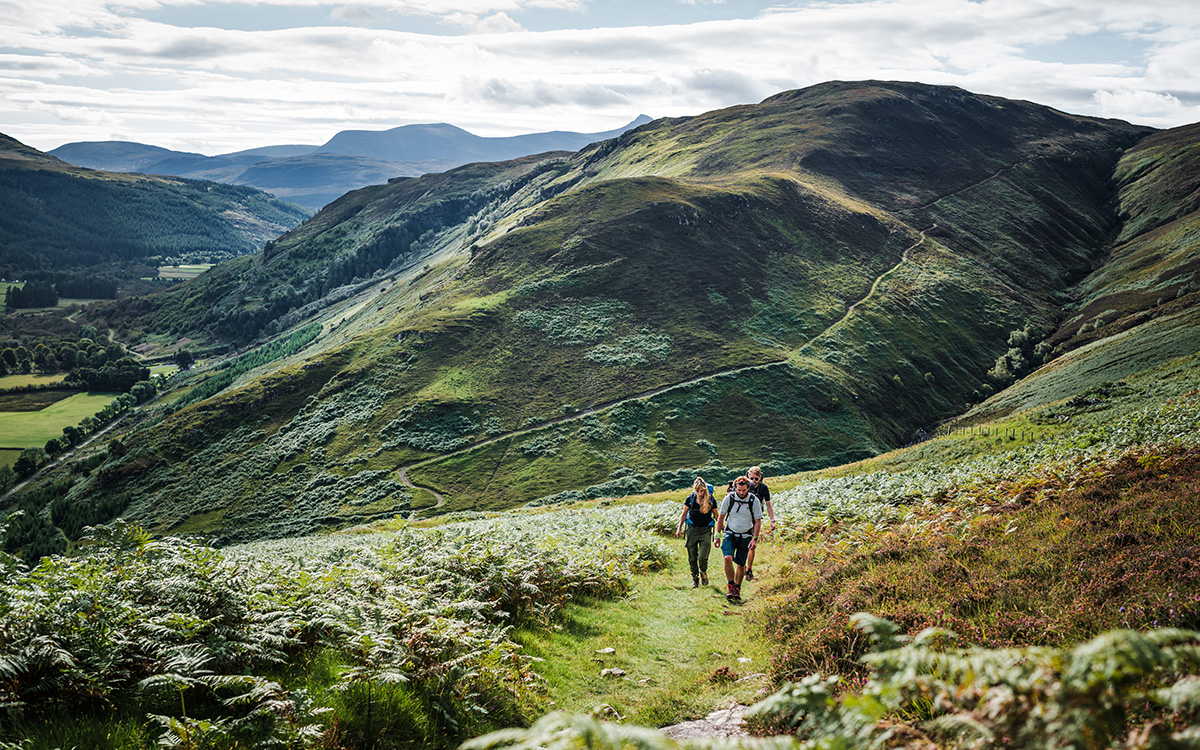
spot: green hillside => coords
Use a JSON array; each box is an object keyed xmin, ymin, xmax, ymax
[
  {"xmin": 3, "ymin": 80, "xmax": 1200, "ymax": 750},
  {"xmin": 0, "ymin": 133, "xmax": 311, "ymax": 287},
  {"xmin": 2, "ymin": 325, "xmax": 1197, "ymax": 749},
  {"xmin": 24, "ymin": 81, "xmax": 1193, "ymax": 547}
]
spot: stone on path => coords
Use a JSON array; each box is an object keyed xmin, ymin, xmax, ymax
[{"xmin": 661, "ymin": 704, "xmax": 748, "ymax": 740}]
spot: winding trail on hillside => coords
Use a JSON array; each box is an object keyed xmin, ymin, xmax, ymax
[
  {"xmin": 394, "ymin": 148, "xmax": 1078, "ymax": 509},
  {"xmin": 396, "ymin": 228, "xmax": 931, "ymax": 510}
]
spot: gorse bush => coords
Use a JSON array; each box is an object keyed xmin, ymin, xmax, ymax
[
  {"xmin": 514, "ymin": 298, "xmax": 631, "ymax": 346},
  {"xmin": 382, "ymin": 405, "xmax": 479, "ymax": 452},
  {"xmin": 584, "ymin": 332, "xmax": 672, "ymax": 367}
]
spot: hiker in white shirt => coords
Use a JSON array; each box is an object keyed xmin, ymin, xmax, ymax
[{"xmin": 713, "ymin": 476, "xmax": 762, "ymax": 602}]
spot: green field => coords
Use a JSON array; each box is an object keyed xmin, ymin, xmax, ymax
[
  {"xmin": 0, "ymin": 390, "xmax": 74, "ymax": 412},
  {"xmin": 0, "ymin": 373, "xmax": 66, "ymax": 389},
  {"xmin": 0, "ymin": 281, "xmax": 23, "ymax": 296},
  {"xmin": 0, "ymin": 392, "xmax": 119, "ymax": 449},
  {"xmin": 157, "ymin": 264, "xmax": 213, "ymax": 280},
  {"xmin": 0, "ymin": 449, "xmax": 17, "ymax": 470}
]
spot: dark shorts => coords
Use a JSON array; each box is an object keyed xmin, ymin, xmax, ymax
[{"xmin": 721, "ymin": 531, "xmax": 752, "ymax": 567}]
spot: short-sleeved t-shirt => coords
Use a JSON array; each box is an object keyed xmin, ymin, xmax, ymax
[
  {"xmin": 684, "ymin": 487, "xmax": 717, "ymax": 528},
  {"xmin": 719, "ymin": 491, "xmax": 763, "ymax": 534},
  {"xmin": 749, "ymin": 480, "xmax": 770, "ymax": 506}
]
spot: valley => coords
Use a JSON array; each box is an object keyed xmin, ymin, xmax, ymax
[{"xmin": 0, "ymin": 80, "xmax": 1198, "ymax": 750}]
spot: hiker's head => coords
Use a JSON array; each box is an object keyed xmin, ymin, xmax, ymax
[
  {"xmin": 734, "ymin": 477, "xmax": 751, "ymax": 496},
  {"xmin": 748, "ymin": 466, "xmax": 763, "ymax": 484},
  {"xmin": 693, "ymin": 477, "xmax": 707, "ymax": 495}
]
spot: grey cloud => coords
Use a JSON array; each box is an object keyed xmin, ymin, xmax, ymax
[
  {"xmin": 523, "ymin": 34, "xmax": 682, "ymax": 61},
  {"xmin": 466, "ymin": 77, "xmax": 630, "ymax": 107},
  {"xmin": 680, "ymin": 68, "xmax": 772, "ymax": 103},
  {"xmin": 0, "ymin": 57, "xmax": 68, "ymax": 72},
  {"xmin": 144, "ymin": 37, "xmax": 236, "ymax": 60},
  {"xmin": 331, "ymin": 5, "xmax": 383, "ymax": 26}
]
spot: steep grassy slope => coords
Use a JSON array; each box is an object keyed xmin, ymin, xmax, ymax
[
  {"xmin": 0, "ymin": 134, "xmax": 310, "ymax": 279},
  {"xmin": 97, "ymin": 153, "xmax": 565, "ymax": 343},
  {"xmin": 959, "ymin": 121, "xmax": 1200, "ymax": 420},
  {"xmin": 36, "ymin": 81, "xmax": 1172, "ymax": 541}
]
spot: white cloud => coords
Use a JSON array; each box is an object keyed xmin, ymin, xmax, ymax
[
  {"xmin": 1092, "ymin": 88, "xmax": 1194, "ymax": 128},
  {"xmin": 49, "ymin": 104, "xmax": 121, "ymax": 126},
  {"xmin": 2, "ymin": 0, "xmax": 1198, "ymax": 154}
]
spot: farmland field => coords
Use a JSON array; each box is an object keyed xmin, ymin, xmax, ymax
[
  {"xmin": 157, "ymin": 264, "xmax": 212, "ymax": 279},
  {"xmin": 0, "ymin": 392, "xmax": 119, "ymax": 449},
  {"xmin": 0, "ymin": 448, "xmax": 17, "ymax": 469},
  {"xmin": 0, "ymin": 373, "xmax": 67, "ymax": 389},
  {"xmin": 0, "ymin": 390, "xmax": 74, "ymax": 412}
]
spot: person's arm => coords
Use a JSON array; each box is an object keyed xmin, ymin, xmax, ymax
[
  {"xmin": 749, "ymin": 516, "xmax": 763, "ymax": 549},
  {"xmin": 766, "ymin": 499, "xmax": 776, "ymax": 531},
  {"xmin": 713, "ymin": 499, "xmax": 726, "ymax": 546},
  {"xmin": 676, "ymin": 504, "xmax": 689, "ymax": 537}
]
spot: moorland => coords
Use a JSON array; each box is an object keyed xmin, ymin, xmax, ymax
[{"xmin": 0, "ymin": 80, "xmax": 1198, "ymax": 749}]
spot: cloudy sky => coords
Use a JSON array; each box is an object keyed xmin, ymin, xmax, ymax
[{"xmin": 2, "ymin": 0, "xmax": 1197, "ymax": 156}]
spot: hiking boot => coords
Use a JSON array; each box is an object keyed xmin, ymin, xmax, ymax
[
  {"xmin": 745, "ymin": 568, "xmax": 755, "ymax": 581},
  {"xmin": 726, "ymin": 582, "xmax": 736, "ymax": 598},
  {"xmin": 732, "ymin": 584, "xmax": 742, "ymax": 601},
  {"xmin": 691, "ymin": 577, "xmax": 699, "ymax": 588},
  {"xmin": 700, "ymin": 573, "xmax": 709, "ymax": 586}
]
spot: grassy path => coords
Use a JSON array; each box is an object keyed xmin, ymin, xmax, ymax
[{"xmin": 513, "ymin": 538, "xmax": 782, "ymax": 727}]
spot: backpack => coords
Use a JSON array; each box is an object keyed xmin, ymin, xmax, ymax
[{"xmin": 721, "ymin": 491, "xmax": 761, "ymax": 534}]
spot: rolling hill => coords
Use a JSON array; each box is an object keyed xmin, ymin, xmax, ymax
[
  {"xmin": 49, "ymin": 116, "xmax": 652, "ymax": 208},
  {"xmin": 32, "ymin": 80, "xmax": 1200, "ymax": 545},
  {"xmin": 0, "ymin": 133, "xmax": 311, "ymax": 287}
]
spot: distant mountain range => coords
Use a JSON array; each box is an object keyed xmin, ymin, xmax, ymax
[{"xmin": 49, "ymin": 116, "xmax": 653, "ymax": 208}]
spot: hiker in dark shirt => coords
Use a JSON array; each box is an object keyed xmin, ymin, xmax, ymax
[
  {"xmin": 714, "ymin": 476, "xmax": 763, "ymax": 602},
  {"xmin": 676, "ymin": 477, "xmax": 716, "ymax": 588},
  {"xmin": 743, "ymin": 465, "xmax": 775, "ymax": 580}
]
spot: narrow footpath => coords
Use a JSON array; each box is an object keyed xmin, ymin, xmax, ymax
[
  {"xmin": 396, "ymin": 227, "xmax": 929, "ymax": 508},
  {"xmin": 395, "ymin": 145, "xmax": 1090, "ymax": 505}
]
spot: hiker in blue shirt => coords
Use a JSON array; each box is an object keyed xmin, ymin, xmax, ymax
[
  {"xmin": 714, "ymin": 476, "xmax": 763, "ymax": 602},
  {"xmin": 675, "ymin": 477, "xmax": 717, "ymax": 588}
]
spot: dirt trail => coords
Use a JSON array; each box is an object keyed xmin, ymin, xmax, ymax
[
  {"xmin": 395, "ymin": 230, "xmax": 928, "ymax": 509},
  {"xmin": 395, "ymin": 148, "xmax": 1076, "ymax": 507}
]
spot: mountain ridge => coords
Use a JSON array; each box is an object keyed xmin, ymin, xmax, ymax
[{"xmin": 47, "ymin": 116, "xmax": 653, "ymax": 208}]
